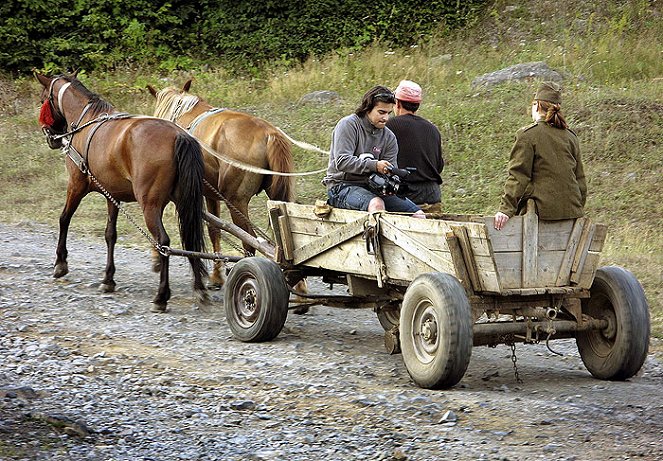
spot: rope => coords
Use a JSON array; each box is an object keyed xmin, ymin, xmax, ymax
[
  {"xmin": 154, "ymin": 87, "xmax": 329, "ymax": 177},
  {"xmin": 198, "ymin": 139, "xmax": 327, "ymax": 177}
]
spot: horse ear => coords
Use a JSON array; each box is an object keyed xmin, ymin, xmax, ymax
[
  {"xmin": 72, "ymin": 69, "xmax": 79, "ymax": 78},
  {"xmin": 146, "ymin": 85, "xmax": 158, "ymax": 98},
  {"xmin": 182, "ymin": 79, "xmax": 193, "ymax": 92},
  {"xmin": 34, "ymin": 72, "xmax": 51, "ymax": 88}
]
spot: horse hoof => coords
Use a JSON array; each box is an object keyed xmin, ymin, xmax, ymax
[
  {"xmin": 150, "ymin": 303, "xmax": 168, "ymax": 313},
  {"xmin": 99, "ymin": 283, "xmax": 116, "ymax": 293},
  {"xmin": 292, "ymin": 306, "xmax": 309, "ymax": 315},
  {"xmin": 53, "ymin": 264, "xmax": 69, "ymax": 278},
  {"xmin": 207, "ymin": 279, "xmax": 224, "ymax": 290},
  {"xmin": 195, "ymin": 290, "xmax": 211, "ymax": 306}
]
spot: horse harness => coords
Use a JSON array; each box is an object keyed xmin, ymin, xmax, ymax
[
  {"xmin": 42, "ymin": 78, "xmax": 175, "ymax": 256},
  {"xmin": 44, "ymin": 77, "xmax": 131, "ymax": 175}
]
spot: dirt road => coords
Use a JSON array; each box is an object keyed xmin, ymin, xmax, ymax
[{"xmin": 1, "ymin": 221, "xmax": 661, "ymax": 460}]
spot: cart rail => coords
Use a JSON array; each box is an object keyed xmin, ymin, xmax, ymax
[{"xmin": 267, "ymin": 200, "xmax": 607, "ymax": 295}]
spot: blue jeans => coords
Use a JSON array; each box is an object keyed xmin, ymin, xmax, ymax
[{"xmin": 327, "ymin": 184, "xmax": 421, "ymax": 213}]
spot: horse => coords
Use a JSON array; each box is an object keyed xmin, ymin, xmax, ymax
[
  {"xmin": 36, "ymin": 73, "xmax": 209, "ymax": 313},
  {"xmin": 147, "ymin": 80, "xmax": 307, "ymax": 291}
]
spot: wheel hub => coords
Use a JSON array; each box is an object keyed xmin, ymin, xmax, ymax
[
  {"xmin": 422, "ymin": 318, "xmax": 438, "ymax": 343},
  {"xmin": 236, "ymin": 280, "xmax": 260, "ymax": 324}
]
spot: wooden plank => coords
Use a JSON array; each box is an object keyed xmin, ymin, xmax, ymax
[
  {"xmin": 499, "ymin": 286, "xmax": 584, "ymax": 296},
  {"xmin": 484, "ymin": 216, "xmax": 523, "ymax": 252},
  {"xmin": 589, "ymin": 224, "xmax": 608, "ymax": 252},
  {"xmin": 522, "ymin": 206, "xmax": 539, "ymax": 288},
  {"xmin": 274, "ymin": 201, "xmax": 366, "ymax": 223},
  {"xmin": 496, "ymin": 250, "xmax": 566, "ymax": 289},
  {"xmin": 570, "ymin": 223, "xmax": 596, "ymax": 285},
  {"xmin": 268, "ymin": 205, "xmax": 286, "ymax": 264},
  {"xmin": 555, "ymin": 217, "xmax": 587, "ymax": 286},
  {"xmin": 379, "ymin": 219, "xmax": 456, "ymax": 274},
  {"xmin": 277, "ymin": 215, "xmax": 295, "ymax": 261},
  {"xmin": 538, "ymin": 219, "xmax": 576, "ymax": 251},
  {"xmin": 446, "ymin": 233, "xmax": 473, "ymax": 293},
  {"xmin": 576, "ymin": 252, "xmax": 602, "ymax": 289},
  {"xmin": 451, "ymin": 226, "xmax": 483, "ymax": 292},
  {"xmin": 292, "ymin": 216, "xmax": 367, "ymax": 265}
]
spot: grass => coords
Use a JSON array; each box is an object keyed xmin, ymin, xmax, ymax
[{"xmin": 0, "ymin": 0, "xmax": 661, "ymax": 337}]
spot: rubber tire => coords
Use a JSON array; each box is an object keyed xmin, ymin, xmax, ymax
[
  {"xmin": 400, "ymin": 272, "xmax": 473, "ymax": 389},
  {"xmin": 577, "ymin": 266, "xmax": 650, "ymax": 380},
  {"xmin": 224, "ymin": 257, "xmax": 289, "ymax": 342}
]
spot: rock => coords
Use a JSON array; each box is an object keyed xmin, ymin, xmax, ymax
[
  {"xmin": 298, "ymin": 90, "xmax": 342, "ymax": 105},
  {"xmin": 438, "ymin": 410, "xmax": 458, "ymax": 424},
  {"xmin": 471, "ymin": 61, "xmax": 563, "ymax": 89}
]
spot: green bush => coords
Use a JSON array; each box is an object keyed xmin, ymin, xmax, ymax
[{"xmin": 0, "ymin": 0, "xmax": 485, "ymax": 74}]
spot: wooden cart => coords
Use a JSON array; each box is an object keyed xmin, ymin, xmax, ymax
[{"xmin": 221, "ymin": 200, "xmax": 650, "ymax": 389}]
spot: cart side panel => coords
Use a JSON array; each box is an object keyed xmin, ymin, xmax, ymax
[
  {"xmin": 484, "ymin": 216, "xmax": 606, "ymax": 289},
  {"xmin": 382, "ymin": 214, "xmax": 501, "ymax": 292},
  {"xmin": 273, "ymin": 202, "xmax": 497, "ymax": 286}
]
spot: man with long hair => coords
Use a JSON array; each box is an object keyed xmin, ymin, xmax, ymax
[{"xmin": 323, "ymin": 85, "xmax": 425, "ymax": 218}]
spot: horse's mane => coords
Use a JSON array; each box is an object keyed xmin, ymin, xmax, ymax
[
  {"xmin": 154, "ymin": 88, "xmax": 201, "ymax": 122},
  {"xmin": 63, "ymin": 75, "xmax": 114, "ymax": 117}
]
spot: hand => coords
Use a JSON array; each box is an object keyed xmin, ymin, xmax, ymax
[
  {"xmin": 494, "ymin": 212, "xmax": 510, "ymax": 230},
  {"xmin": 376, "ymin": 160, "xmax": 392, "ymax": 175}
]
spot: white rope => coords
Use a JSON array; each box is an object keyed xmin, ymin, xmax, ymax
[
  {"xmin": 276, "ymin": 127, "xmax": 329, "ymax": 156},
  {"xmin": 198, "ymin": 138, "xmax": 327, "ymax": 177},
  {"xmin": 154, "ymin": 87, "xmax": 329, "ymax": 177}
]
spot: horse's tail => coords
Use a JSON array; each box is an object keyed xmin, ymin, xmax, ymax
[
  {"xmin": 173, "ymin": 132, "xmax": 208, "ymax": 277},
  {"xmin": 265, "ymin": 131, "xmax": 294, "ymax": 201}
]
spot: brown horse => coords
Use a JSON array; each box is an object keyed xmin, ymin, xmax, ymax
[
  {"xmin": 147, "ymin": 80, "xmax": 298, "ymax": 287},
  {"xmin": 36, "ymin": 73, "xmax": 209, "ymax": 312}
]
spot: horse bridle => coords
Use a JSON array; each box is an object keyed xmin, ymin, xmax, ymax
[
  {"xmin": 42, "ymin": 76, "xmax": 132, "ymax": 175},
  {"xmin": 42, "ymin": 76, "xmax": 99, "ymax": 147}
]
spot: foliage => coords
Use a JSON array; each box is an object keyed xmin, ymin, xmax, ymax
[{"xmin": 0, "ymin": 0, "xmax": 485, "ymax": 75}]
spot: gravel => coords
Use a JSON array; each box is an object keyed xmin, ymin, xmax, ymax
[{"xmin": 1, "ymin": 221, "xmax": 662, "ymax": 460}]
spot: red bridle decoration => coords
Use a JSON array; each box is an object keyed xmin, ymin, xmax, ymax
[{"xmin": 39, "ymin": 100, "xmax": 55, "ymax": 128}]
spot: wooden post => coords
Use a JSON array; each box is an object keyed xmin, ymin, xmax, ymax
[
  {"xmin": 555, "ymin": 217, "xmax": 587, "ymax": 286},
  {"xmin": 522, "ymin": 199, "xmax": 539, "ymax": 288},
  {"xmin": 451, "ymin": 225, "xmax": 483, "ymax": 292}
]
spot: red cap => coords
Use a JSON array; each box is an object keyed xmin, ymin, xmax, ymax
[{"xmin": 394, "ymin": 80, "xmax": 422, "ymax": 103}]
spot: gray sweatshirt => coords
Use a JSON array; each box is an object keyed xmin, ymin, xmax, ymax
[{"xmin": 322, "ymin": 114, "xmax": 399, "ymax": 190}]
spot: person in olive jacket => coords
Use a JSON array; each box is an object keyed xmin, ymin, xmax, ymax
[{"xmin": 494, "ymin": 81, "xmax": 587, "ymax": 230}]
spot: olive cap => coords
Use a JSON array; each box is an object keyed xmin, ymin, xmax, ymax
[{"xmin": 534, "ymin": 81, "xmax": 562, "ymax": 104}]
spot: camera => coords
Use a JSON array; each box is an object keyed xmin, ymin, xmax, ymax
[{"xmin": 368, "ymin": 166, "xmax": 416, "ymax": 197}]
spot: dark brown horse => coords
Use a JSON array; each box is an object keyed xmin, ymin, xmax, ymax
[
  {"xmin": 147, "ymin": 81, "xmax": 297, "ymax": 287},
  {"xmin": 36, "ymin": 73, "xmax": 208, "ymax": 312}
]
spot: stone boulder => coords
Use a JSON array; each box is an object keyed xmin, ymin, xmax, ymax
[
  {"xmin": 298, "ymin": 90, "xmax": 342, "ymax": 106},
  {"xmin": 471, "ymin": 61, "xmax": 563, "ymax": 89}
]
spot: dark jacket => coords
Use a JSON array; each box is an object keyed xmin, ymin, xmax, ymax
[{"xmin": 499, "ymin": 121, "xmax": 587, "ymax": 220}]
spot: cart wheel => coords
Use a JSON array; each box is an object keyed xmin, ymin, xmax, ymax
[
  {"xmin": 400, "ymin": 272, "xmax": 472, "ymax": 389},
  {"xmin": 224, "ymin": 257, "xmax": 289, "ymax": 342},
  {"xmin": 576, "ymin": 266, "xmax": 650, "ymax": 380},
  {"xmin": 376, "ymin": 302, "xmax": 401, "ymax": 331}
]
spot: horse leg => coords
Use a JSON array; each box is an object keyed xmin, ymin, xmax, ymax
[
  {"xmin": 100, "ymin": 199, "xmax": 118, "ymax": 293},
  {"xmin": 143, "ymin": 206, "xmax": 171, "ymax": 313},
  {"xmin": 291, "ymin": 279, "xmax": 310, "ymax": 315},
  {"xmin": 151, "ymin": 248, "xmax": 161, "ymax": 273},
  {"xmin": 54, "ymin": 179, "xmax": 87, "ymax": 278},
  {"xmin": 206, "ymin": 197, "xmax": 225, "ymax": 288}
]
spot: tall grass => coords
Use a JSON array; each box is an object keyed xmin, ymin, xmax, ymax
[{"xmin": 1, "ymin": 0, "xmax": 661, "ymax": 337}]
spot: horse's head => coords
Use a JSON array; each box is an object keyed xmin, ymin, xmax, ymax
[{"xmin": 35, "ymin": 73, "xmax": 70, "ymax": 149}]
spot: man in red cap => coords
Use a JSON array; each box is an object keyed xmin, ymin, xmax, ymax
[{"xmin": 386, "ymin": 80, "xmax": 444, "ymax": 213}]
